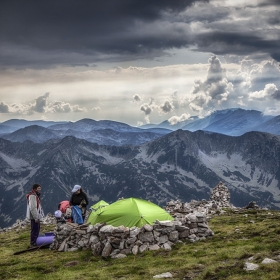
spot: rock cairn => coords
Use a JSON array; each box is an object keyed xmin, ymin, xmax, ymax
[
  {"xmin": 209, "ymin": 182, "xmax": 231, "ymax": 208},
  {"xmin": 165, "ymin": 199, "xmax": 217, "ymax": 217},
  {"xmin": 165, "ymin": 182, "xmax": 234, "ymax": 218},
  {"xmin": 49, "ymin": 212, "xmax": 214, "ymax": 257}
]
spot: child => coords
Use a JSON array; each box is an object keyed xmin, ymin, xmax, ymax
[{"xmin": 54, "ymin": 210, "xmax": 66, "ymax": 225}]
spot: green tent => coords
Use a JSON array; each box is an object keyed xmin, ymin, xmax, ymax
[
  {"xmin": 88, "ymin": 197, "xmax": 173, "ymax": 228},
  {"xmin": 87, "ymin": 200, "xmax": 110, "ymax": 224},
  {"xmin": 90, "ymin": 200, "xmax": 109, "ymax": 211}
]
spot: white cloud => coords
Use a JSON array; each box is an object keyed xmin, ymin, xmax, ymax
[
  {"xmin": 249, "ymin": 83, "xmax": 280, "ymax": 100},
  {"xmin": 0, "ymin": 55, "xmax": 280, "ymax": 124},
  {"xmin": 263, "ymin": 107, "xmax": 280, "ymax": 116},
  {"xmin": 0, "ymin": 93, "xmax": 87, "ymax": 117},
  {"xmin": 0, "ymin": 102, "xmax": 9, "ymax": 113},
  {"xmin": 0, "ymin": 102, "xmax": 32, "ymax": 115},
  {"xmin": 188, "ymin": 55, "xmax": 234, "ymax": 112},
  {"xmin": 168, "ymin": 113, "xmax": 191, "ymax": 125},
  {"xmin": 237, "ymin": 59, "xmax": 280, "ymax": 92},
  {"xmin": 47, "ymin": 100, "xmax": 71, "ymax": 113}
]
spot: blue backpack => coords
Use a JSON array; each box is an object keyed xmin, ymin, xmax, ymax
[{"xmin": 71, "ymin": 205, "xmax": 83, "ymax": 225}]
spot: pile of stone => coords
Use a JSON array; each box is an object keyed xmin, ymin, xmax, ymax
[
  {"xmin": 165, "ymin": 199, "xmax": 217, "ymax": 217},
  {"xmin": 209, "ymin": 182, "xmax": 232, "ymax": 208},
  {"xmin": 0, "ymin": 213, "xmax": 56, "ymax": 233},
  {"xmin": 210, "ymin": 182, "xmax": 232, "ymax": 207},
  {"xmin": 165, "ymin": 182, "xmax": 235, "ymax": 219},
  {"xmin": 50, "ymin": 212, "xmax": 214, "ymax": 257}
]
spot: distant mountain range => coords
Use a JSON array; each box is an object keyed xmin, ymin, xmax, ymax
[
  {"xmin": 0, "ymin": 128, "xmax": 280, "ymax": 228},
  {"xmin": 0, "ymin": 119, "xmax": 171, "ymax": 146},
  {"xmin": 0, "ymin": 109, "xmax": 279, "ymax": 147},
  {"xmin": 141, "ymin": 108, "xmax": 280, "ymax": 136}
]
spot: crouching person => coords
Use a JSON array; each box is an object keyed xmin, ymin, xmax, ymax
[
  {"xmin": 58, "ymin": 200, "xmax": 72, "ymax": 222},
  {"xmin": 54, "ymin": 210, "xmax": 66, "ymax": 225},
  {"xmin": 26, "ymin": 183, "xmax": 44, "ymax": 248}
]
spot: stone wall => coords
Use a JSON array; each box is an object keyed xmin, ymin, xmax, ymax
[{"xmin": 50, "ymin": 212, "xmax": 214, "ymax": 258}]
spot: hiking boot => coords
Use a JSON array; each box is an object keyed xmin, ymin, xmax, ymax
[{"xmin": 27, "ymin": 244, "xmax": 37, "ymax": 249}]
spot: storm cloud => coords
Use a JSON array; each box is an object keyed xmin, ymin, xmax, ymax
[
  {"xmin": 1, "ymin": 0, "xmax": 280, "ymax": 70},
  {"xmin": 0, "ymin": 0, "xmax": 207, "ymax": 68}
]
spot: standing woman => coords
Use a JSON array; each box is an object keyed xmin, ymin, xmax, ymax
[
  {"xmin": 26, "ymin": 183, "xmax": 44, "ymax": 248},
  {"xmin": 70, "ymin": 185, "xmax": 89, "ymax": 222}
]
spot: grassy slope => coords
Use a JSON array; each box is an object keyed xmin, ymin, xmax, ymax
[{"xmin": 1, "ymin": 209, "xmax": 280, "ymax": 280}]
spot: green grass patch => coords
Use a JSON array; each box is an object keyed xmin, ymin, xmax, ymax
[{"xmin": 0, "ymin": 210, "xmax": 280, "ymax": 279}]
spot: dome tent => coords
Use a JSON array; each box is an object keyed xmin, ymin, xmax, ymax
[
  {"xmin": 90, "ymin": 200, "xmax": 109, "ymax": 211},
  {"xmin": 88, "ymin": 197, "xmax": 173, "ymax": 228},
  {"xmin": 87, "ymin": 200, "xmax": 110, "ymax": 224}
]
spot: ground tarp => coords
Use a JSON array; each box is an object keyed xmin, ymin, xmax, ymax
[{"xmin": 87, "ymin": 197, "xmax": 173, "ymax": 228}]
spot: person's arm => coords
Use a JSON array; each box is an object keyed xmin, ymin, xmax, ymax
[
  {"xmin": 70, "ymin": 194, "xmax": 74, "ymax": 206},
  {"xmin": 83, "ymin": 193, "xmax": 89, "ymax": 206},
  {"xmin": 29, "ymin": 195, "xmax": 38, "ymax": 220}
]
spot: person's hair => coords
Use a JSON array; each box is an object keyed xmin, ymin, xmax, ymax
[
  {"xmin": 80, "ymin": 188, "xmax": 84, "ymax": 193},
  {"xmin": 32, "ymin": 183, "xmax": 41, "ymax": 190}
]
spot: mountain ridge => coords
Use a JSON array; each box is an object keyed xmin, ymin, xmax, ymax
[
  {"xmin": 1, "ymin": 108, "xmax": 279, "ymax": 146},
  {"xmin": 1, "ymin": 129, "xmax": 280, "ymax": 228}
]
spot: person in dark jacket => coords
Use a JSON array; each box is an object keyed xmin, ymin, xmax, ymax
[{"xmin": 70, "ymin": 185, "xmax": 89, "ymax": 222}]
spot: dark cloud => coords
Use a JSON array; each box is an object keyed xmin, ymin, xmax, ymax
[
  {"xmin": 252, "ymin": 0, "xmax": 280, "ymax": 7},
  {"xmin": 140, "ymin": 104, "xmax": 152, "ymax": 116},
  {"xmin": 271, "ymin": 53, "xmax": 280, "ymax": 62},
  {"xmin": 32, "ymin": 92, "xmax": 49, "ymax": 113},
  {"xmin": 196, "ymin": 32, "xmax": 280, "ymax": 61},
  {"xmin": 272, "ymin": 89, "xmax": 280, "ymax": 100},
  {"xmin": 133, "ymin": 94, "xmax": 142, "ymax": 102},
  {"xmin": 159, "ymin": 100, "xmax": 173, "ymax": 114},
  {"xmin": 0, "ymin": 0, "xmax": 207, "ymax": 68},
  {"xmin": 1, "ymin": 0, "xmax": 280, "ymax": 69},
  {"xmin": 140, "ymin": 98, "xmax": 156, "ymax": 123}
]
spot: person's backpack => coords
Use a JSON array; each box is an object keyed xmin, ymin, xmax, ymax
[
  {"xmin": 58, "ymin": 200, "xmax": 70, "ymax": 213},
  {"xmin": 58, "ymin": 200, "xmax": 72, "ymax": 221}
]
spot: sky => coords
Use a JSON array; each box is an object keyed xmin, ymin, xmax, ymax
[{"xmin": 0, "ymin": 0, "xmax": 280, "ymax": 126}]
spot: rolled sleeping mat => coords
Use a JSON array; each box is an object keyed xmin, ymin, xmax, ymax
[{"xmin": 36, "ymin": 234, "xmax": 55, "ymax": 246}]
